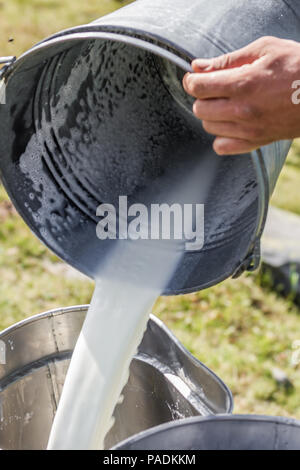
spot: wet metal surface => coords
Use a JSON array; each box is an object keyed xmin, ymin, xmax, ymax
[
  {"xmin": 0, "ymin": 0, "xmax": 295, "ymax": 294},
  {"xmin": 114, "ymin": 414, "xmax": 300, "ymax": 450},
  {"xmin": 0, "ymin": 307, "xmax": 232, "ymax": 450}
]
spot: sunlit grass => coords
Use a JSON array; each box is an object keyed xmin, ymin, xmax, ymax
[
  {"xmin": 0, "ymin": 0, "xmax": 132, "ymax": 57},
  {"xmin": 154, "ymin": 273, "xmax": 300, "ymax": 417},
  {"xmin": 271, "ymin": 139, "xmax": 300, "ymax": 215}
]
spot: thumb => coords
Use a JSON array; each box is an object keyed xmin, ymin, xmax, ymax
[{"xmin": 192, "ymin": 42, "xmax": 262, "ymax": 73}]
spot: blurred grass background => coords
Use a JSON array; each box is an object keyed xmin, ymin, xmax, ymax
[{"xmin": 1, "ymin": 0, "xmax": 300, "ymax": 419}]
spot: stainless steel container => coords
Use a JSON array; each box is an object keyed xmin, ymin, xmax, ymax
[
  {"xmin": 0, "ymin": 0, "xmax": 296, "ymax": 295},
  {"xmin": 0, "ymin": 306, "xmax": 233, "ymax": 450},
  {"xmin": 114, "ymin": 415, "xmax": 300, "ymax": 450}
]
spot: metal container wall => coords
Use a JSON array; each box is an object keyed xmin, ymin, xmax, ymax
[
  {"xmin": 0, "ymin": 307, "xmax": 233, "ymax": 450},
  {"xmin": 0, "ymin": 0, "xmax": 297, "ymax": 294},
  {"xmin": 114, "ymin": 415, "xmax": 300, "ymax": 450}
]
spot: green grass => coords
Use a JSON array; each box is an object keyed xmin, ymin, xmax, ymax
[
  {"xmin": 0, "ymin": 186, "xmax": 95, "ymax": 331},
  {"xmin": 0, "ymin": 0, "xmax": 133, "ymax": 58},
  {"xmin": 271, "ymin": 140, "xmax": 300, "ymax": 215},
  {"xmin": 1, "ymin": 0, "xmax": 300, "ymax": 420},
  {"xmin": 155, "ymin": 274, "xmax": 300, "ymax": 417}
]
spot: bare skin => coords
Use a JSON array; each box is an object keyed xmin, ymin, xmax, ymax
[{"xmin": 182, "ymin": 36, "xmax": 300, "ymax": 155}]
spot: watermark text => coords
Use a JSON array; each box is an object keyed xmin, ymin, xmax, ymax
[
  {"xmin": 291, "ymin": 80, "xmax": 300, "ymax": 104},
  {"xmin": 96, "ymin": 196, "xmax": 204, "ymax": 252}
]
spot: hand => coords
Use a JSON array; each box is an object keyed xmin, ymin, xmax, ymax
[{"xmin": 182, "ymin": 36, "xmax": 300, "ymax": 155}]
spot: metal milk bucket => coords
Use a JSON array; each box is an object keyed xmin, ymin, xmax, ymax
[
  {"xmin": 0, "ymin": 0, "xmax": 295, "ymax": 295},
  {"xmin": 0, "ymin": 307, "xmax": 233, "ymax": 450},
  {"xmin": 114, "ymin": 415, "xmax": 300, "ymax": 450}
]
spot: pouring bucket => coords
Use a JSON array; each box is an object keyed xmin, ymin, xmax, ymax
[
  {"xmin": 0, "ymin": 306, "xmax": 233, "ymax": 450},
  {"xmin": 0, "ymin": 0, "xmax": 296, "ymax": 294},
  {"xmin": 114, "ymin": 415, "xmax": 300, "ymax": 450}
]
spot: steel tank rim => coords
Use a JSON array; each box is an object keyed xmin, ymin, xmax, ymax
[
  {"xmin": 112, "ymin": 413, "xmax": 300, "ymax": 450},
  {"xmin": 0, "ymin": 305, "xmax": 234, "ymax": 414}
]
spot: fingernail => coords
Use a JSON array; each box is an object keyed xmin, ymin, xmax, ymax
[
  {"xmin": 213, "ymin": 139, "xmax": 227, "ymax": 156},
  {"xmin": 192, "ymin": 59, "xmax": 211, "ymax": 68}
]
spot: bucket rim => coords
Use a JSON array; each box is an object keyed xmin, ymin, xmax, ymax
[
  {"xmin": 112, "ymin": 413, "xmax": 300, "ymax": 449},
  {"xmin": 6, "ymin": 29, "xmax": 193, "ymax": 80},
  {"xmin": 23, "ymin": 23, "xmax": 196, "ymax": 66}
]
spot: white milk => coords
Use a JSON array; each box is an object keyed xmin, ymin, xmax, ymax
[
  {"xmin": 47, "ymin": 237, "xmax": 183, "ymax": 450},
  {"xmin": 47, "ymin": 156, "xmax": 215, "ymax": 450}
]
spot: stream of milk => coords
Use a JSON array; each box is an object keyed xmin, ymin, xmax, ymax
[
  {"xmin": 47, "ymin": 157, "xmax": 214, "ymax": 450},
  {"xmin": 47, "ymin": 237, "xmax": 183, "ymax": 450}
]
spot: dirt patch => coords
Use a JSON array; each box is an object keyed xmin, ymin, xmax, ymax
[
  {"xmin": 42, "ymin": 259, "xmax": 89, "ymax": 281},
  {"xmin": 0, "ymin": 200, "xmax": 17, "ymax": 221}
]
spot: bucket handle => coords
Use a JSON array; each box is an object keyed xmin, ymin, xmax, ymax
[
  {"xmin": 0, "ymin": 56, "xmax": 16, "ymax": 79},
  {"xmin": 0, "ymin": 57, "xmax": 15, "ymax": 65}
]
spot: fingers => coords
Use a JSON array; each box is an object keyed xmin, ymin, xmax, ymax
[
  {"xmin": 193, "ymin": 99, "xmax": 234, "ymax": 121},
  {"xmin": 183, "ymin": 70, "xmax": 233, "ymax": 99},
  {"xmin": 191, "ymin": 47, "xmax": 259, "ymax": 73},
  {"xmin": 213, "ymin": 137, "xmax": 260, "ymax": 156},
  {"xmin": 183, "ymin": 38, "xmax": 268, "ymax": 99},
  {"xmin": 183, "ymin": 66, "xmax": 252, "ymax": 99},
  {"xmin": 191, "ymin": 37, "xmax": 270, "ymax": 73},
  {"xmin": 202, "ymin": 120, "xmax": 255, "ymax": 141},
  {"xmin": 193, "ymin": 98, "xmax": 261, "ymax": 123}
]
